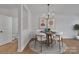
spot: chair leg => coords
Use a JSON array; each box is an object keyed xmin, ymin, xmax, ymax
[
  {"xmin": 40, "ymin": 36, "xmax": 42, "ymax": 52},
  {"xmin": 49, "ymin": 39, "xmax": 52, "ymax": 47},
  {"xmin": 34, "ymin": 39, "xmax": 37, "ymax": 48},
  {"xmin": 41, "ymin": 42, "xmax": 42, "ymax": 52},
  {"xmin": 59, "ymin": 40, "xmax": 61, "ymax": 49},
  {"xmin": 59, "ymin": 36, "xmax": 61, "ymax": 51},
  {"xmin": 61, "ymin": 38, "xmax": 63, "ymax": 47},
  {"xmin": 51, "ymin": 36, "xmax": 53, "ymax": 44}
]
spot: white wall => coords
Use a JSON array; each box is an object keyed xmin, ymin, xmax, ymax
[
  {"xmin": 21, "ymin": 5, "xmax": 31, "ymax": 51},
  {"xmin": 0, "ymin": 15, "xmax": 12, "ymax": 45},
  {"xmin": 31, "ymin": 13, "xmax": 41, "ymax": 30},
  {"xmin": 0, "ymin": 7, "xmax": 18, "ymax": 39},
  {"xmin": 0, "ymin": 8, "xmax": 18, "ymax": 17},
  {"xmin": 12, "ymin": 17, "xmax": 18, "ymax": 39},
  {"xmin": 55, "ymin": 15, "xmax": 79, "ymax": 38},
  {"xmin": 30, "ymin": 13, "xmax": 79, "ymax": 38},
  {"xmin": 18, "ymin": 5, "xmax": 32, "ymax": 52},
  {"xmin": 23, "ymin": 7, "xmax": 28, "ymax": 29}
]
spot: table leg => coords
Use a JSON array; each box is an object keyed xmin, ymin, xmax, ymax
[
  {"xmin": 61, "ymin": 38, "xmax": 63, "ymax": 47},
  {"xmin": 59, "ymin": 36, "xmax": 61, "ymax": 51},
  {"xmin": 41, "ymin": 36, "xmax": 42, "ymax": 52},
  {"xmin": 47, "ymin": 35, "xmax": 50, "ymax": 46},
  {"xmin": 50, "ymin": 36, "xmax": 53, "ymax": 47},
  {"xmin": 34, "ymin": 38, "xmax": 37, "ymax": 48}
]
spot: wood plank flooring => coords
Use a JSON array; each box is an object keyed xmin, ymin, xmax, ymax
[
  {"xmin": 0, "ymin": 39, "xmax": 79, "ymax": 54},
  {"xmin": 63, "ymin": 39, "xmax": 79, "ymax": 54},
  {"xmin": 0, "ymin": 39, "xmax": 18, "ymax": 53}
]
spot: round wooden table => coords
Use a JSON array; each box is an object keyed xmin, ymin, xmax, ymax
[{"xmin": 45, "ymin": 31, "xmax": 54, "ymax": 47}]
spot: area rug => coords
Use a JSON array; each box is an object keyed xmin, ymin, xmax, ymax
[{"xmin": 29, "ymin": 40, "xmax": 68, "ymax": 54}]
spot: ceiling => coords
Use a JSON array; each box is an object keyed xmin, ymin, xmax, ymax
[
  {"xmin": 0, "ymin": 4, "xmax": 18, "ymax": 17},
  {"xmin": 27, "ymin": 4, "xmax": 79, "ymax": 15},
  {"xmin": 54, "ymin": 4, "xmax": 79, "ymax": 15},
  {"xmin": 0, "ymin": 4, "xmax": 79, "ymax": 17},
  {"xmin": 0, "ymin": 4, "xmax": 18, "ymax": 9}
]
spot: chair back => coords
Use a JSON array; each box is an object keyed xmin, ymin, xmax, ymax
[{"xmin": 36, "ymin": 31, "xmax": 46, "ymax": 41}]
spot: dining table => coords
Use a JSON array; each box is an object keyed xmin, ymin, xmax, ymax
[
  {"xmin": 33, "ymin": 29, "xmax": 63, "ymax": 52},
  {"xmin": 44, "ymin": 31, "xmax": 56, "ymax": 47}
]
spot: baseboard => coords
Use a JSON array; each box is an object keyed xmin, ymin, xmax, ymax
[
  {"xmin": 63, "ymin": 37, "xmax": 74, "ymax": 40},
  {"xmin": 17, "ymin": 48, "xmax": 22, "ymax": 52},
  {"xmin": 17, "ymin": 43, "xmax": 28, "ymax": 52}
]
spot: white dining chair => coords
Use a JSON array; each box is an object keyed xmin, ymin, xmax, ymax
[
  {"xmin": 36, "ymin": 33, "xmax": 47, "ymax": 41},
  {"xmin": 56, "ymin": 32, "xmax": 63, "ymax": 41},
  {"xmin": 34, "ymin": 29, "xmax": 47, "ymax": 52},
  {"xmin": 52, "ymin": 32, "xmax": 64, "ymax": 51}
]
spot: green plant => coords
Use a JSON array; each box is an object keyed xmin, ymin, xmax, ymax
[{"xmin": 73, "ymin": 24, "xmax": 79, "ymax": 36}]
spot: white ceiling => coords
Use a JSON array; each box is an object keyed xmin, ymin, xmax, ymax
[
  {"xmin": 27, "ymin": 4, "xmax": 79, "ymax": 15},
  {"xmin": 0, "ymin": 4, "xmax": 18, "ymax": 9},
  {"xmin": 0, "ymin": 4, "xmax": 79, "ymax": 17},
  {"xmin": 0, "ymin": 4, "xmax": 18, "ymax": 17},
  {"xmin": 54, "ymin": 4, "xmax": 79, "ymax": 15}
]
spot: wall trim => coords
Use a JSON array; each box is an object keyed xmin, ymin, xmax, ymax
[{"xmin": 63, "ymin": 37, "xmax": 74, "ymax": 40}]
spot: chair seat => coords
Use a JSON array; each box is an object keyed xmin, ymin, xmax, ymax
[{"xmin": 37, "ymin": 37, "xmax": 47, "ymax": 41}]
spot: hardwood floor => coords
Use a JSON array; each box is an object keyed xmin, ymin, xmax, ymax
[
  {"xmin": 0, "ymin": 39, "xmax": 18, "ymax": 53},
  {"xmin": 0, "ymin": 39, "xmax": 79, "ymax": 54},
  {"xmin": 0, "ymin": 39, "xmax": 35, "ymax": 54},
  {"xmin": 63, "ymin": 39, "xmax": 79, "ymax": 54},
  {"xmin": 63, "ymin": 39, "xmax": 79, "ymax": 47}
]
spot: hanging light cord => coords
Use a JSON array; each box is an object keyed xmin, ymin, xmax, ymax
[
  {"xmin": 46, "ymin": 4, "xmax": 50, "ymax": 28},
  {"xmin": 47, "ymin": 4, "xmax": 50, "ymax": 19}
]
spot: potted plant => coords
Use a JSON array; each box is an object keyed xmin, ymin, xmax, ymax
[{"xmin": 73, "ymin": 24, "xmax": 79, "ymax": 39}]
